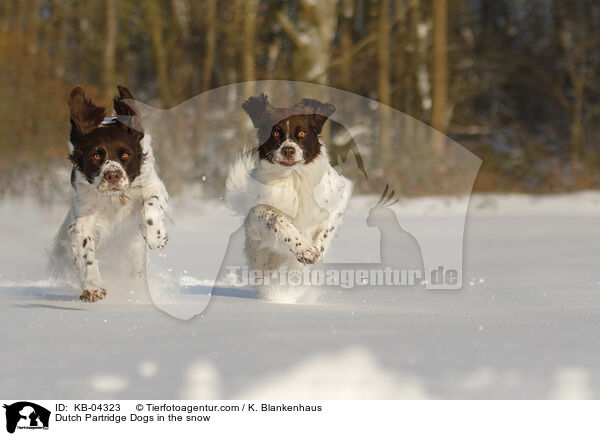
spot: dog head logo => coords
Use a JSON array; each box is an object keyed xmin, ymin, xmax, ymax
[{"xmin": 3, "ymin": 402, "xmax": 50, "ymax": 434}]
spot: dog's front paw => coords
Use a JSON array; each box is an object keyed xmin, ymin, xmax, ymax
[
  {"xmin": 80, "ymin": 287, "xmax": 107, "ymax": 302},
  {"xmin": 144, "ymin": 218, "xmax": 168, "ymax": 250},
  {"xmin": 297, "ymin": 246, "xmax": 321, "ymax": 265}
]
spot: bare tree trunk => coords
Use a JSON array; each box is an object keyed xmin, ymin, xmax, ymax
[
  {"xmin": 431, "ymin": 0, "xmax": 448, "ymax": 155},
  {"xmin": 145, "ymin": 0, "xmax": 172, "ymax": 106},
  {"xmin": 570, "ymin": 82, "xmax": 584, "ymax": 168},
  {"xmin": 172, "ymin": 0, "xmax": 190, "ymax": 40},
  {"xmin": 0, "ymin": 1, "xmax": 10, "ymax": 33},
  {"xmin": 339, "ymin": 0, "xmax": 354, "ymax": 90},
  {"xmin": 15, "ymin": 0, "xmax": 24, "ymax": 35},
  {"xmin": 265, "ymin": 38, "xmax": 282, "ymax": 79},
  {"xmin": 24, "ymin": 0, "xmax": 38, "ymax": 52},
  {"xmin": 103, "ymin": 0, "xmax": 117, "ymax": 102},
  {"xmin": 392, "ymin": 0, "xmax": 409, "ymax": 111},
  {"xmin": 377, "ymin": 0, "xmax": 392, "ymax": 164},
  {"xmin": 559, "ymin": 28, "xmax": 587, "ymax": 169},
  {"xmin": 224, "ymin": 0, "xmax": 242, "ymax": 83},
  {"xmin": 202, "ymin": 0, "xmax": 217, "ymax": 91},
  {"xmin": 49, "ymin": 0, "xmax": 68, "ymax": 78},
  {"xmin": 276, "ymin": 0, "xmax": 336, "ymax": 85},
  {"xmin": 413, "ymin": 1, "xmax": 430, "ymax": 119},
  {"xmin": 242, "ymin": 0, "xmax": 257, "ymax": 97}
]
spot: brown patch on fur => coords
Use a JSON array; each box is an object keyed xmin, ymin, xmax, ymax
[
  {"xmin": 242, "ymin": 94, "xmax": 336, "ymax": 165},
  {"xmin": 79, "ymin": 288, "xmax": 107, "ymax": 302},
  {"xmin": 68, "ymin": 85, "xmax": 145, "ymax": 184},
  {"xmin": 68, "ymin": 86, "xmax": 106, "ymax": 138}
]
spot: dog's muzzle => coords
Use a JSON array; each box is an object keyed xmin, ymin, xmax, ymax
[
  {"xmin": 97, "ymin": 160, "xmax": 129, "ymax": 194},
  {"xmin": 275, "ymin": 140, "xmax": 304, "ymax": 167}
]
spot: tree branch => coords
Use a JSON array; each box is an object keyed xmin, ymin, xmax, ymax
[{"xmin": 276, "ymin": 11, "xmax": 307, "ymax": 48}]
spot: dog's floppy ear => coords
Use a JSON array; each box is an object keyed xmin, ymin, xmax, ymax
[
  {"xmin": 113, "ymin": 85, "xmax": 144, "ymax": 140},
  {"xmin": 242, "ymin": 93, "xmax": 272, "ymax": 128},
  {"xmin": 295, "ymin": 98, "xmax": 336, "ymax": 134},
  {"xmin": 68, "ymin": 86, "xmax": 106, "ymax": 138}
]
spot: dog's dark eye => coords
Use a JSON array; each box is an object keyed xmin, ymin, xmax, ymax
[
  {"xmin": 121, "ymin": 152, "xmax": 130, "ymax": 160},
  {"xmin": 92, "ymin": 153, "xmax": 102, "ymax": 161},
  {"xmin": 297, "ymin": 130, "xmax": 307, "ymax": 138},
  {"xmin": 272, "ymin": 131, "xmax": 280, "ymax": 137}
]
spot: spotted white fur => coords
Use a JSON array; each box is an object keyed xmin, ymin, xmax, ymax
[
  {"xmin": 226, "ymin": 143, "xmax": 352, "ymax": 298},
  {"xmin": 49, "ymin": 135, "xmax": 170, "ymax": 301}
]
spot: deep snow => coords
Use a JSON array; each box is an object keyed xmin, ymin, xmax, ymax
[{"xmin": 2, "ymin": 192, "xmax": 600, "ymax": 399}]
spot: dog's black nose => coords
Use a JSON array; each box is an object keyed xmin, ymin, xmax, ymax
[
  {"xmin": 104, "ymin": 171, "xmax": 122, "ymax": 184},
  {"xmin": 281, "ymin": 146, "xmax": 295, "ymax": 160}
]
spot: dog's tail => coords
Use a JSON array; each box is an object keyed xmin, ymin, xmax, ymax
[{"xmin": 225, "ymin": 148, "xmax": 257, "ymax": 216}]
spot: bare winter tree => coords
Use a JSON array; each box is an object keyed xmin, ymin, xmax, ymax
[
  {"xmin": 276, "ymin": 0, "xmax": 337, "ymax": 85},
  {"xmin": 243, "ymin": 0, "xmax": 257, "ymax": 97},
  {"xmin": 378, "ymin": 0, "xmax": 393, "ymax": 164},
  {"xmin": 144, "ymin": 0, "xmax": 173, "ymax": 106},
  {"xmin": 202, "ymin": 0, "xmax": 217, "ymax": 91},
  {"xmin": 1, "ymin": 0, "xmax": 599, "ymax": 196},
  {"xmin": 431, "ymin": 0, "xmax": 448, "ymax": 156},
  {"xmin": 558, "ymin": 22, "xmax": 599, "ymax": 168},
  {"xmin": 103, "ymin": 0, "xmax": 117, "ymax": 102}
]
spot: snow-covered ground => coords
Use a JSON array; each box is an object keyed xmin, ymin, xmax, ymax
[{"xmin": 2, "ymin": 192, "xmax": 600, "ymax": 399}]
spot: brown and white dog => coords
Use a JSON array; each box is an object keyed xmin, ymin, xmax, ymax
[
  {"xmin": 226, "ymin": 94, "xmax": 352, "ymax": 298},
  {"xmin": 50, "ymin": 86, "xmax": 169, "ymax": 302}
]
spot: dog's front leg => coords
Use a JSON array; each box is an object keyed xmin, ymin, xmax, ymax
[
  {"xmin": 141, "ymin": 174, "xmax": 169, "ymax": 251},
  {"xmin": 68, "ymin": 215, "xmax": 106, "ymax": 302},
  {"xmin": 248, "ymin": 205, "xmax": 321, "ymax": 264}
]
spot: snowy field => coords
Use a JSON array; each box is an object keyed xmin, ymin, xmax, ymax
[{"xmin": 2, "ymin": 192, "xmax": 600, "ymax": 399}]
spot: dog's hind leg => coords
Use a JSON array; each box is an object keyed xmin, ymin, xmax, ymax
[
  {"xmin": 313, "ymin": 177, "xmax": 353, "ymax": 256},
  {"xmin": 128, "ymin": 236, "xmax": 147, "ymax": 281},
  {"xmin": 48, "ymin": 211, "xmax": 75, "ymax": 280}
]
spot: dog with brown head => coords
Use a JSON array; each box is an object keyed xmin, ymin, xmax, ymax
[
  {"xmin": 50, "ymin": 85, "xmax": 170, "ymax": 303},
  {"xmin": 227, "ymin": 93, "xmax": 353, "ymax": 302},
  {"xmin": 68, "ymin": 85, "xmax": 144, "ymax": 194},
  {"xmin": 242, "ymin": 93, "xmax": 336, "ymax": 168}
]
